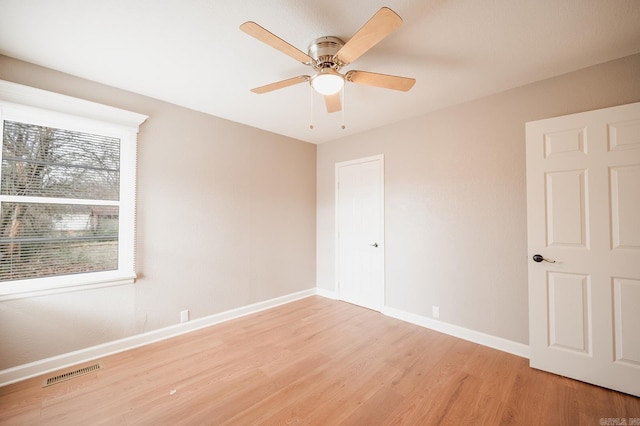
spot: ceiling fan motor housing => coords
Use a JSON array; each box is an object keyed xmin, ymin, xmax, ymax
[{"xmin": 308, "ymin": 36, "xmax": 345, "ymax": 71}]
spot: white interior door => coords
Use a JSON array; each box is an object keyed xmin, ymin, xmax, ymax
[
  {"xmin": 526, "ymin": 102, "xmax": 640, "ymax": 397},
  {"xmin": 336, "ymin": 155, "xmax": 384, "ymax": 311}
]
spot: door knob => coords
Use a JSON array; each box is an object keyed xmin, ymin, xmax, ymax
[
  {"xmin": 370, "ymin": 243, "xmax": 378, "ymax": 248},
  {"xmin": 532, "ymin": 254, "xmax": 555, "ymax": 263}
]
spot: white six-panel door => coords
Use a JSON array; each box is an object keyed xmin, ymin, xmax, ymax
[
  {"xmin": 336, "ymin": 155, "xmax": 384, "ymax": 311},
  {"xmin": 526, "ymin": 102, "xmax": 640, "ymax": 397}
]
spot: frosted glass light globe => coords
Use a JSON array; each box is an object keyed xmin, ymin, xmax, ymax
[{"xmin": 311, "ymin": 69, "xmax": 344, "ymax": 95}]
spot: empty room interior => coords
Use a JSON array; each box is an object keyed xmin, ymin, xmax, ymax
[{"xmin": 1, "ymin": 0, "xmax": 639, "ymax": 424}]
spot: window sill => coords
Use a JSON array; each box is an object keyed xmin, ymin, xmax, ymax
[{"xmin": 0, "ymin": 273, "xmax": 136, "ymax": 301}]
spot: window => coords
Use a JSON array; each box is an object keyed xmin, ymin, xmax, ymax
[{"xmin": 0, "ymin": 80, "xmax": 147, "ymax": 300}]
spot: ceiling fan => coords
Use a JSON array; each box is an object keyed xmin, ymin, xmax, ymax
[{"xmin": 240, "ymin": 7, "xmax": 416, "ymax": 115}]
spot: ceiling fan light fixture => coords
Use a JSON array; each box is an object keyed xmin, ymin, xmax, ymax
[{"xmin": 311, "ymin": 69, "xmax": 344, "ymax": 95}]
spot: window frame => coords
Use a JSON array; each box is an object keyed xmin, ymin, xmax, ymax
[{"xmin": 0, "ymin": 80, "xmax": 147, "ymax": 300}]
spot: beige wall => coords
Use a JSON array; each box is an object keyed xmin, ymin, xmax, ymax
[
  {"xmin": 1, "ymin": 52, "xmax": 638, "ymax": 370},
  {"xmin": 317, "ymin": 53, "xmax": 640, "ymax": 345},
  {"xmin": 0, "ymin": 56, "xmax": 317, "ymax": 369}
]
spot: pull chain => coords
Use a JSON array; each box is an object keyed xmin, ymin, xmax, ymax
[
  {"xmin": 341, "ymin": 86, "xmax": 346, "ymax": 130},
  {"xmin": 309, "ymin": 84, "xmax": 314, "ymax": 130}
]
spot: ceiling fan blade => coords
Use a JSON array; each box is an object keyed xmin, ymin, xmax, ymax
[
  {"xmin": 324, "ymin": 93, "xmax": 342, "ymax": 113},
  {"xmin": 240, "ymin": 21, "xmax": 313, "ymax": 64},
  {"xmin": 335, "ymin": 7, "xmax": 403, "ymax": 65},
  {"xmin": 346, "ymin": 70, "xmax": 415, "ymax": 91},
  {"xmin": 251, "ymin": 75, "xmax": 310, "ymax": 94}
]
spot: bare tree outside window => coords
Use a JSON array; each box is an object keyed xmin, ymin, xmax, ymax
[{"xmin": 0, "ymin": 121, "xmax": 120, "ymax": 281}]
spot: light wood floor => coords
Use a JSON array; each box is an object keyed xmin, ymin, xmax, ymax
[{"xmin": 1, "ymin": 296, "xmax": 638, "ymax": 425}]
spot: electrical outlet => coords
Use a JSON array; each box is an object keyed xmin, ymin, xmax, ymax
[
  {"xmin": 432, "ymin": 306, "xmax": 440, "ymax": 319},
  {"xmin": 180, "ymin": 309, "xmax": 189, "ymax": 323}
]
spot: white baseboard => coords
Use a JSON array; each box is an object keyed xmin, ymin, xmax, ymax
[
  {"xmin": 381, "ymin": 306, "xmax": 529, "ymax": 359},
  {"xmin": 1, "ymin": 289, "xmax": 529, "ymax": 388},
  {"xmin": 0, "ymin": 288, "xmax": 316, "ymax": 387},
  {"xmin": 315, "ymin": 287, "xmax": 338, "ymax": 299}
]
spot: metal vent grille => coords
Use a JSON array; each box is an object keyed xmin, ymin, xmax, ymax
[{"xmin": 43, "ymin": 363, "xmax": 102, "ymax": 387}]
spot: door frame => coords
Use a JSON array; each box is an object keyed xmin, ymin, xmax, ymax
[{"xmin": 335, "ymin": 154, "xmax": 385, "ymax": 310}]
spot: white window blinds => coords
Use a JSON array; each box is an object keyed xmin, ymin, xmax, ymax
[{"xmin": 1, "ymin": 121, "xmax": 121, "ymax": 281}]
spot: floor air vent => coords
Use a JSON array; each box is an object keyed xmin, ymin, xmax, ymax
[{"xmin": 43, "ymin": 363, "xmax": 102, "ymax": 387}]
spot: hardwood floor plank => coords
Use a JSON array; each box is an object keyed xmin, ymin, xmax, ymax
[
  {"xmin": 499, "ymin": 367, "xmax": 547, "ymax": 424},
  {"xmin": 463, "ymin": 344, "xmax": 521, "ymax": 401},
  {"xmin": 339, "ymin": 384, "xmax": 405, "ymax": 425},
  {"xmin": 1, "ymin": 296, "xmax": 639, "ymax": 425},
  {"xmin": 387, "ymin": 331, "xmax": 458, "ymax": 397},
  {"xmin": 540, "ymin": 379, "xmax": 582, "ymax": 425},
  {"xmin": 384, "ymin": 340, "xmax": 481, "ymax": 424}
]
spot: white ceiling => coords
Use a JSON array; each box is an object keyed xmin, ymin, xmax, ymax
[{"xmin": 1, "ymin": 0, "xmax": 639, "ymax": 144}]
